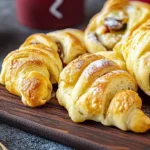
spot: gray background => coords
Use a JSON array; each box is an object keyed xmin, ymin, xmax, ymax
[{"xmin": 0, "ymin": 0, "xmax": 105, "ymax": 149}]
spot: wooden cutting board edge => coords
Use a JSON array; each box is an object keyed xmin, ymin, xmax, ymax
[{"xmin": 0, "ymin": 111, "xmax": 112, "ymax": 150}]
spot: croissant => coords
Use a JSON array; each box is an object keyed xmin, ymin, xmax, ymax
[
  {"xmin": 56, "ymin": 53, "xmax": 150, "ymax": 132},
  {"xmin": 0, "ymin": 28, "xmax": 87, "ymax": 107},
  {"xmin": 0, "ymin": 44, "xmax": 62, "ymax": 107},
  {"xmin": 20, "ymin": 29, "xmax": 87, "ymax": 64},
  {"xmin": 117, "ymin": 19, "xmax": 150, "ymax": 96},
  {"xmin": 85, "ymin": 0, "xmax": 150, "ymax": 53}
]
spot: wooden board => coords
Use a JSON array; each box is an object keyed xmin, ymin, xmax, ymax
[{"xmin": 0, "ymin": 85, "xmax": 150, "ymax": 150}]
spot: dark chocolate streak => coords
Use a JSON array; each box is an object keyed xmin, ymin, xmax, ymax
[{"xmin": 56, "ymin": 42, "xmax": 64, "ymax": 60}]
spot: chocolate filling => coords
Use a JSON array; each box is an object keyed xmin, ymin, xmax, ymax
[
  {"xmin": 56, "ymin": 42, "xmax": 64, "ymax": 59},
  {"xmin": 88, "ymin": 32, "xmax": 111, "ymax": 50},
  {"xmin": 56, "ymin": 41, "xmax": 66, "ymax": 66}
]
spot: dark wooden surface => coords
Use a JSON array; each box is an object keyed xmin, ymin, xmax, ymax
[{"xmin": 0, "ymin": 85, "xmax": 149, "ymax": 150}]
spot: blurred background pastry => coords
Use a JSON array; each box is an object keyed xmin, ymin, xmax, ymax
[{"xmin": 85, "ymin": 0, "xmax": 150, "ymax": 53}]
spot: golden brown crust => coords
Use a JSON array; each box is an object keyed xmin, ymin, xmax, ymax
[{"xmin": 0, "ymin": 42, "xmax": 62, "ymax": 107}]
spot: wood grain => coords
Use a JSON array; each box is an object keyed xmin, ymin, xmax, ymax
[{"xmin": 0, "ymin": 85, "xmax": 149, "ymax": 150}]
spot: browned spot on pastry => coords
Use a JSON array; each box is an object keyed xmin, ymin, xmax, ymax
[{"xmin": 21, "ymin": 77, "xmax": 42, "ymax": 105}]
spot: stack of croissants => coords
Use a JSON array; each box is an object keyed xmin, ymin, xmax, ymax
[{"xmin": 0, "ymin": 0, "xmax": 150, "ymax": 133}]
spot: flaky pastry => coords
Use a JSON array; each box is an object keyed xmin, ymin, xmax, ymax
[
  {"xmin": 56, "ymin": 53, "xmax": 150, "ymax": 132},
  {"xmin": 0, "ymin": 44, "xmax": 62, "ymax": 107}
]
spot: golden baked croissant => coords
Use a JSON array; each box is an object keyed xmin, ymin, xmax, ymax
[
  {"xmin": 95, "ymin": 51, "xmax": 126, "ymax": 70},
  {"xmin": 56, "ymin": 53, "xmax": 150, "ymax": 132},
  {"xmin": 85, "ymin": 0, "xmax": 150, "ymax": 53},
  {"xmin": 0, "ymin": 44, "xmax": 62, "ymax": 107},
  {"xmin": 118, "ymin": 19, "xmax": 150, "ymax": 96},
  {"xmin": 20, "ymin": 29, "xmax": 87, "ymax": 64},
  {"xmin": 0, "ymin": 28, "xmax": 86, "ymax": 107}
]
